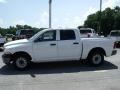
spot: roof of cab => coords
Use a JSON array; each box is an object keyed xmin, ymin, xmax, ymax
[
  {"xmin": 111, "ymin": 30, "xmax": 120, "ymax": 32},
  {"xmin": 45, "ymin": 28, "xmax": 78, "ymax": 31}
]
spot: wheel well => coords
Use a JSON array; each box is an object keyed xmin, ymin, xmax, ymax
[
  {"xmin": 88, "ymin": 47, "xmax": 106, "ymax": 58},
  {"xmin": 12, "ymin": 51, "xmax": 32, "ymax": 61}
]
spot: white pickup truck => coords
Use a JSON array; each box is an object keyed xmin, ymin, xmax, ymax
[
  {"xmin": 2, "ymin": 29, "xmax": 117, "ymax": 70},
  {"xmin": 79, "ymin": 28, "xmax": 97, "ymax": 38}
]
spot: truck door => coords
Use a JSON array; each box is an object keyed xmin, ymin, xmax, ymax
[
  {"xmin": 33, "ymin": 30, "xmax": 58, "ymax": 62},
  {"xmin": 58, "ymin": 30, "xmax": 81, "ymax": 61}
]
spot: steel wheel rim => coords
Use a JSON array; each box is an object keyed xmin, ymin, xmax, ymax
[
  {"xmin": 92, "ymin": 54, "xmax": 102, "ymax": 64},
  {"xmin": 16, "ymin": 57, "xmax": 27, "ymax": 68}
]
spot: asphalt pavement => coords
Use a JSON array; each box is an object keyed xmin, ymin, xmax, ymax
[{"xmin": 0, "ymin": 49, "xmax": 120, "ymax": 90}]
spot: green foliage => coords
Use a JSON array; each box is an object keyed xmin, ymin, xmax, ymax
[
  {"xmin": 0, "ymin": 25, "xmax": 45, "ymax": 36},
  {"xmin": 84, "ymin": 6, "xmax": 120, "ymax": 36}
]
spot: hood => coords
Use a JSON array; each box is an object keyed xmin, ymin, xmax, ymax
[{"xmin": 4, "ymin": 39, "xmax": 29, "ymax": 47}]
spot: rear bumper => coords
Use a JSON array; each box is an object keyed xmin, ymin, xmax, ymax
[
  {"xmin": 2, "ymin": 53, "xmax": 12, "ymax": 64},
  {"xmin": 111, "ymin": 50, "xmax": 117, "ymax": 56}
]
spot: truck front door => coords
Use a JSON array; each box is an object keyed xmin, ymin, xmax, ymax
[{"xmin": 33, "ymin": 30, "xmax": 58, "ymax": 62}]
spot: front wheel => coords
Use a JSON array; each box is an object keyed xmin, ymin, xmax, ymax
[
  {"xmin": 13, "ymin": 55, "xmax": 29, "ymax": 70},
  {"xmin": 88, "ymin": 51, "xmax": 104, "ymax": 66}
]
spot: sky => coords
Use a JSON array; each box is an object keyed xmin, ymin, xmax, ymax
[{"xmin": 0, "ymin": 0, "xmax": 120, "ymax": 28}]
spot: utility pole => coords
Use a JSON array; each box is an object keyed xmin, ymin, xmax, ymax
[
  {"xmin": 100, "ymin": 0, "xmax": 102, "ymax": 12},
  {"xmin": 99, "ymin": 0, "xmax": 102, "ymax": 34},
  {"xmin": 49, "ymin": 0, "xmax": 52, "ymax": 28}
]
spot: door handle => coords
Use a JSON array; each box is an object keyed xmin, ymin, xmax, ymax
[
  {"xmin": 73, "ymin": 42, "xmax": 79, "ymax": 44},
  {"xmin": 50, "ymin": 44, "xmax": 56, "ymax": 46}
]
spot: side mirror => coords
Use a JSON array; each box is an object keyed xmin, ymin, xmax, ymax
[{"xmin": 34, "ymin": 38, "xmax": 41, "ymax": 43}]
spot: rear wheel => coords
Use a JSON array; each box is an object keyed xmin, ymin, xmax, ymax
[
  {"xmin": 88, "ymin": 51, "xmax": 104, "ymax": 66},
  {"xmin": 13, "ymin": 55, "xmax": 30, "ymax": 70}
]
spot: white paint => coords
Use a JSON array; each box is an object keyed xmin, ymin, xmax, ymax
[
  {"xmin": 3, "ymin": 29, "xmax": 115, "ymax": 63},
  {"xmin": 93, "ymin": 70, "xmax": 108, "ymax": 73}
]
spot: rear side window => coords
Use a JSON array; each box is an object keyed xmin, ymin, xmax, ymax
[
  {"xmin": 80, "ymin": 30, "xmax": 92, "ymax": 34},
  {"xmin": 60, "ymin": 30, "xmax": 76, "ymax": 40}
]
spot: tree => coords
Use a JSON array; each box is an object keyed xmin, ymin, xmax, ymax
[
  {"xmin": 16, "ymin": 25, "xmax": 24, "ymax": 30},
  {"xmin": 113, "ymin": 6, "xmax": 120, "ymax": 30},
  {"xmin": 0, "ymin": 24, "xmax": 46, "ymax": 36},
  {"xmin": 84, "ymin": 6, "xmax": 120, "ymax": 36},
  {"xmin": 23, "ymin": 25, "xmax": 32, "ymax": 29},
  {"xmin": 84, "ymin": 12, "xmax": 99, "ymax": 33}
]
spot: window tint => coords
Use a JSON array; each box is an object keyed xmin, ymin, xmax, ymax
[
  {"xmin": 36, "ymin": 30, "xmax": 56, "ymax": 42},
  {"xmin": 16, "ymin": 30, "xmax": 20, "ymax": 36},
  {"xmin": 0, "ymin": 34, "xmax": 2, "ymax": 38},
  {"xmin": 16, "ymin": 30, "xmax": 34, "ymax": 36},
  {"xmin": 110, "ymin": 31, "xmax": 120, "ymax": 36},
  {"xmin": 20, "ymin": 30, "xmax": 34, "ymax": 35},
  {"xmin": 80, "ymin": 30, "xmax": 92, "ymax": 34},
  {"xmin": 60, "ymin": 30, "xmax": 76, "ymax": 40}
]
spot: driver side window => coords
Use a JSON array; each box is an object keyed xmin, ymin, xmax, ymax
[{"xmin": 36, "ymin": 30, "xmax": 56, "ymax": 42}]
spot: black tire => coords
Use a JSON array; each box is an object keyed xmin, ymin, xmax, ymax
[
  {"xmin": 13, "ymin": 54, "xmax": 30, "ymax": 70},
  {"xmin": 88, "ymin": 51, "xmax": 104, "ymax": 66}
]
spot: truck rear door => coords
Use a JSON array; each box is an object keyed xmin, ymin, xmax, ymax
[{"xmin": 58, "ymin": 29, "xmax": 82, "ymax": 61}]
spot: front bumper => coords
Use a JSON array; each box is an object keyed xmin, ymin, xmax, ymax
[
  {"xmin": 2, "ymin": 53, "xmax": 12, "ymax": 64},
  {"xmin": 111, "ymin": 50, "xmax": 117, "ymax": 56}
]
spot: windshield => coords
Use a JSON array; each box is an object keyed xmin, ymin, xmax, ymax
[
  {"xmin": 16, "ymin": 30, "xmax": 34, "ymax": 36},
  {"xmin": 0, "ymin": 35, "xmax": 2, "ymax": 38},
  {"xmin": 16, "ymin": 30, "xmax": 20, "ymax": 36},
  {"xmin": 20, "ymin": 30, "xmax": 34, "ymax": 35},
  {"xmin": 110, "ymin": 31, "xmax": 120, "ymax": 36},
  {"xmin": 80, "ymin": 30, "xmax": 92, "ymax": 34}
]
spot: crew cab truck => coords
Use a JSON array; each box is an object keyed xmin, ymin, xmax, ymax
[{"xmin": 2, "ymin": 29, "xmax": 117, "ymax": 70}]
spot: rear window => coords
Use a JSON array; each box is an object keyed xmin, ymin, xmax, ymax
[
  {"xmin": 60, "ymin": 30, "xmax": 76, "ymax": 40},
  {"xmin": 80, "ymin": 30, "xmax": 92, "ymax": 34}
]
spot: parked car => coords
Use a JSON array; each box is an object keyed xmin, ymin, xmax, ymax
[
  {"xmin": 12, "ymin": 29, "xmax": 35, "ymax": 40},
  {"xmin": 2, "ymin": 29, "xmax": 117, "ymax": 70},
  {"xmin": 109, "ymin": 30, "xmax": 120, "ymax": 48},
  {"xmin": 6, "ymin": 34, "xmax": 14, "ymax": 38},
  {"xmin": 0, "ymin": 34, "xmax": 6, "ymax": 47},
  {"xmin": 79, "ymin": 28, "xmax": 98, "ymax": 38}
]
